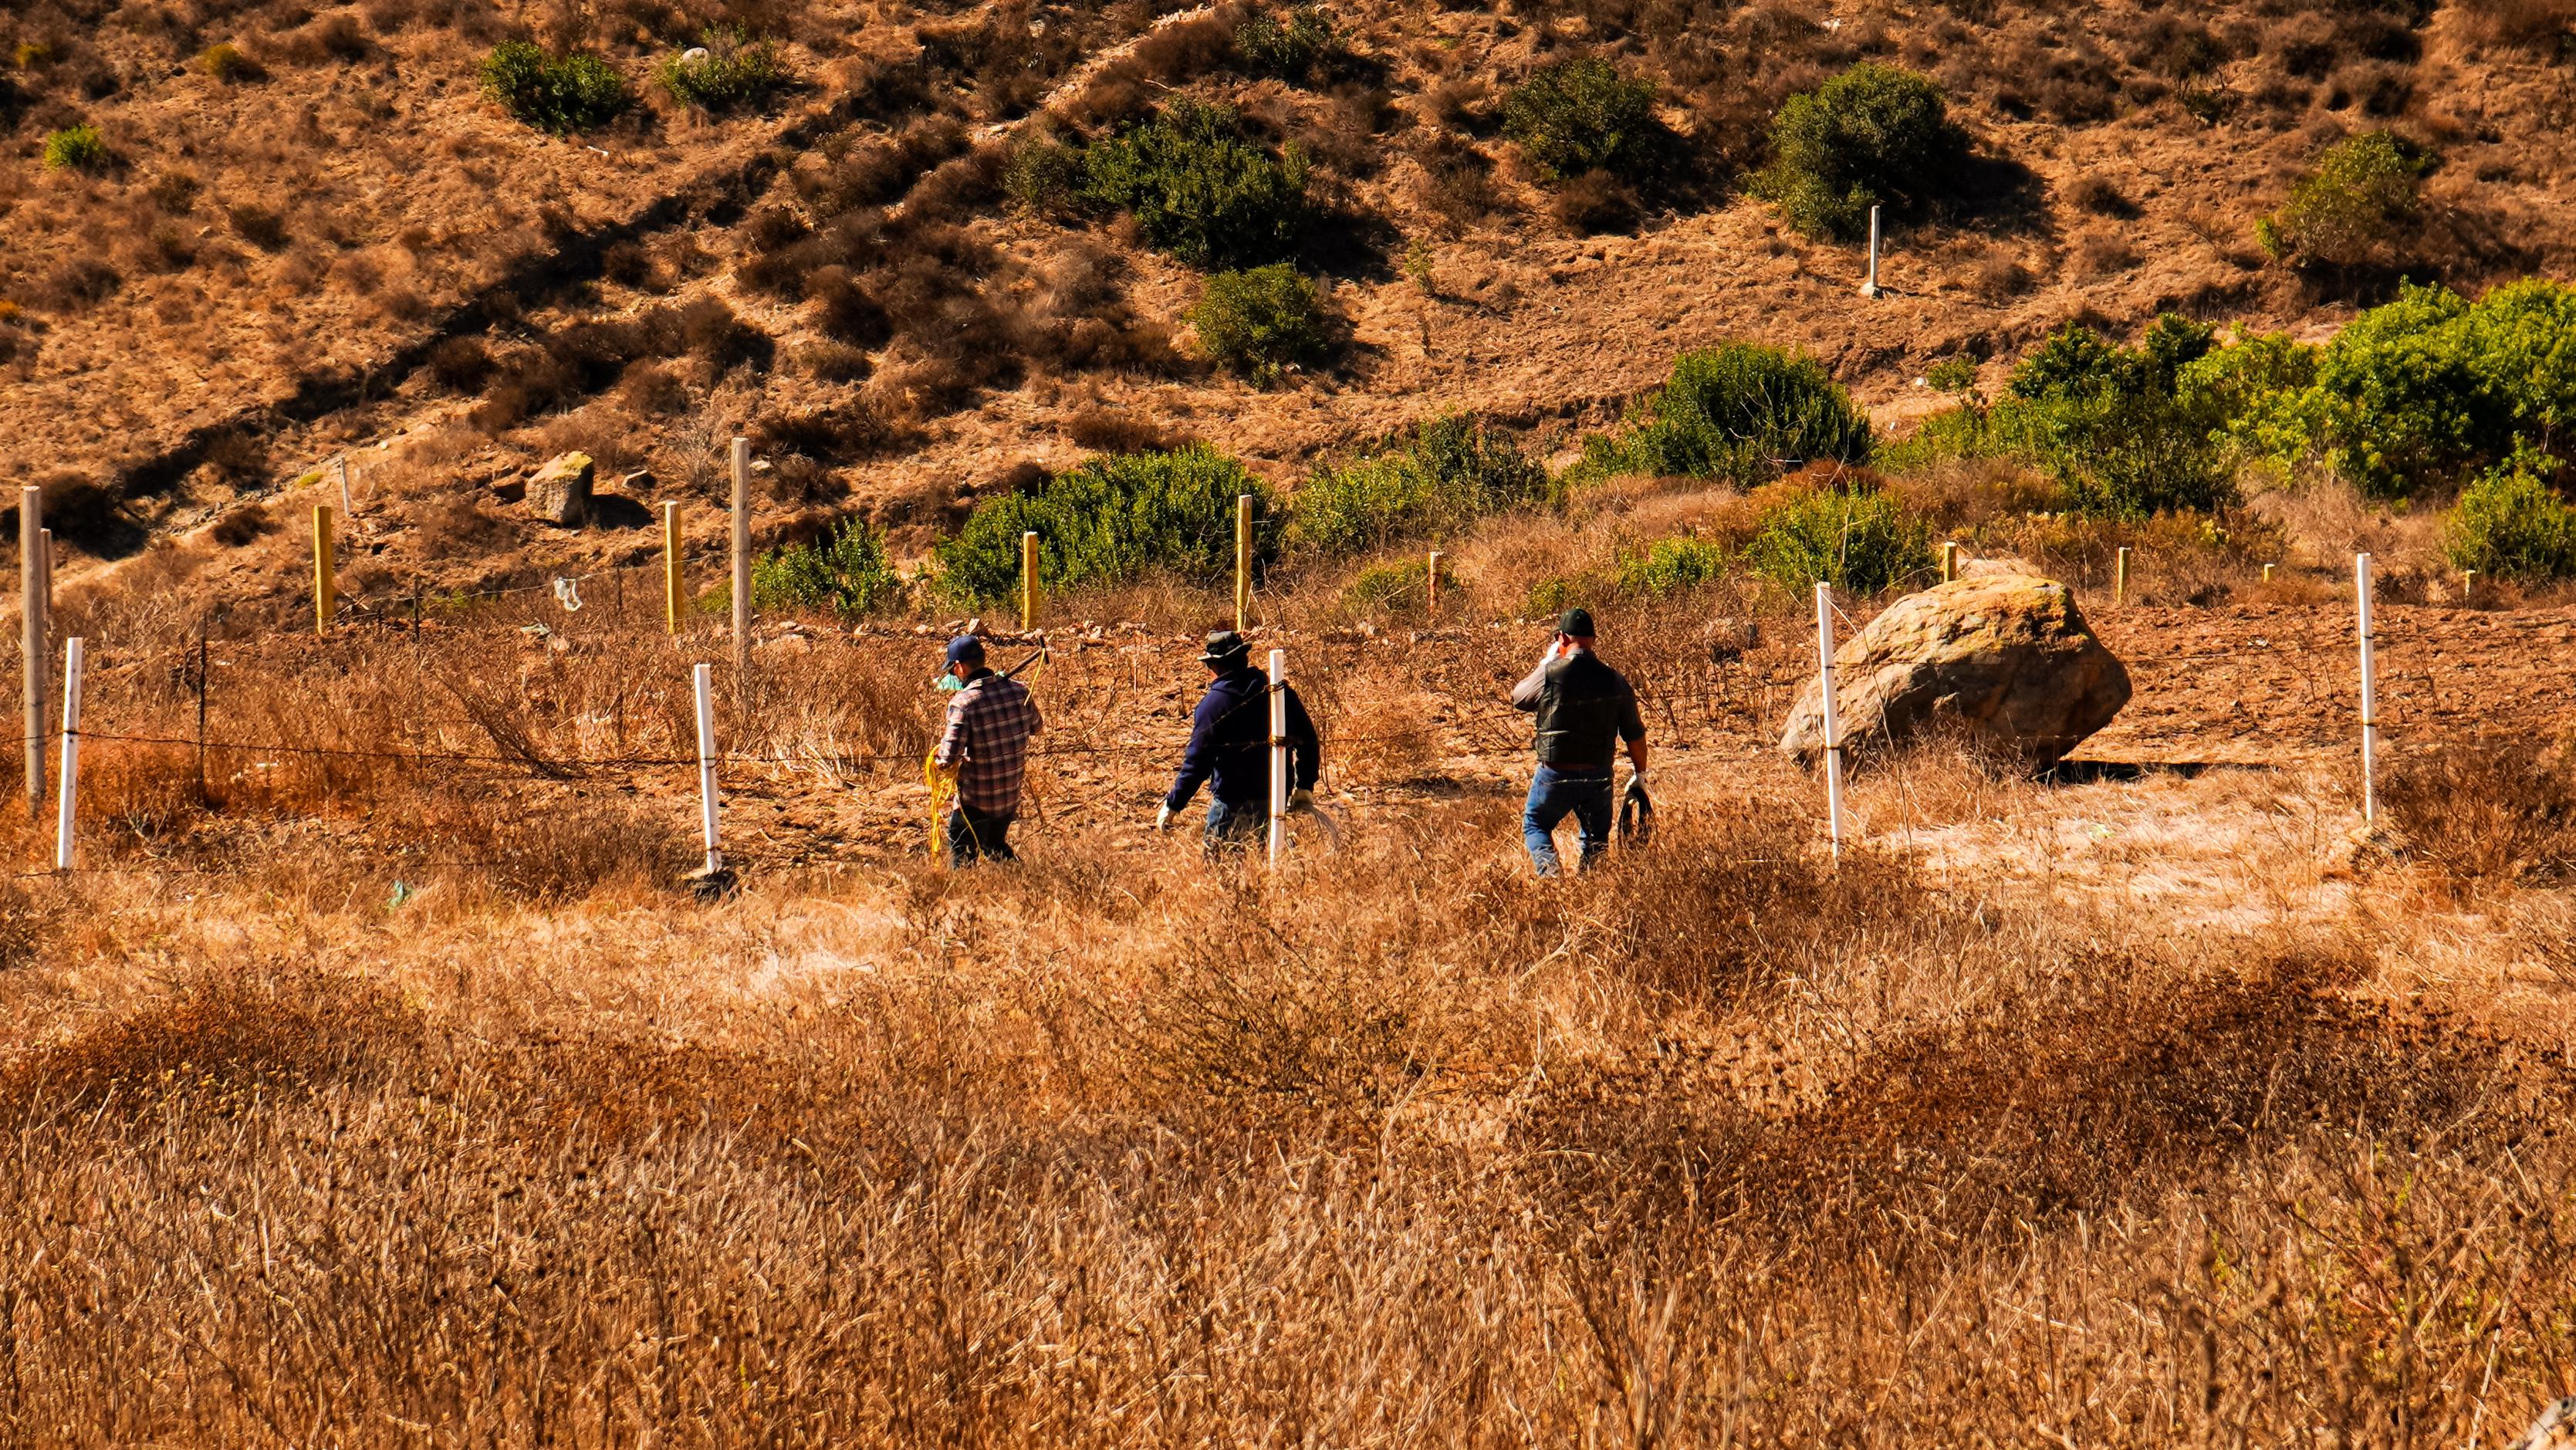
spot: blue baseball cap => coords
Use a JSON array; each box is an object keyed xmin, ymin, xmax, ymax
[{"xmin": 945, "ymin": 635, "xmax": 986, "ymax": 667}]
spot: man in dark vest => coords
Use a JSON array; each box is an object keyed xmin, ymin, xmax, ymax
[{"xmin": 1509, "ymin": 607, "xmax": 1648, "ymax": 875}]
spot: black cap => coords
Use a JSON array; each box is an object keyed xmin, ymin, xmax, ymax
[
  {"xmin": 1557, "ymin": 607, "xmax": 1596, "ymax": 638},
  {"xmin": 1198, "ymin": 629, "xmax": 1252, "ymax": 664}
]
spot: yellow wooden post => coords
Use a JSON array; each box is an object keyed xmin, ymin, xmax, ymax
[
  {"xmin": 2115, "ymin": 546, "xmax": 2130, "ymax": 606},
  {"xmin": 1425, "ymin": 549, "xmax": 1442, "ymax": 614},
  {"xmin": 661, "ymin": 501, "xmax": 682, "ymax": 634},
  {"xmin": 2463, "ymin": 569, "xmax": 2477, "ymax": 603},
  {"xmin": 1020, "ymin": 531, "xmax": 1040, "ymax": 630},
  {"xmin": 1940, "ymin": 542, "xmax": 1958, "ymax": 583},
  {"xmin": 313, "ymin": 504, "xmax": 335, "ymax": 635},
  {"xmin": 1234, "ymin": 494, "xmax": 1253, "ymax": 633},
  {"xmin": 2262, "ymin": 563, "xmax": 2275, "ymax": 583}
]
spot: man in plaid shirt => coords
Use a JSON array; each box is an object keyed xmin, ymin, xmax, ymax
[{"xmin": 933, "ymin": 635, "xmax": 1042, "ymax": 866}]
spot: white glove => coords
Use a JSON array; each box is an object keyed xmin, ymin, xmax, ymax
[
  {"xmin": 1154, "ymin": 804, "xmax": 1174, "ymax": 832},
  {"xmin": 1290, "ymin": 788, "xmax": 1315, "ymax": 811}
]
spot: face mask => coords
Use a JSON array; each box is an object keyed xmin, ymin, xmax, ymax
[{"xmin": 935, "ymin": 673, "xmax": 965, "ymax": 693}]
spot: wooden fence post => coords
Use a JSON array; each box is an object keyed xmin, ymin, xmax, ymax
[
  {"xmin": 313, "ymin": 505, "xmax": 336, "ymax": 635},
  {"xmin": 1940, "ymin": 542, "xmax": 1958, "ymax": 583},
  {"xmin": 1234, "ymin": 495, "xmax": 1253, "ymax": 633},
  {"xmin": 19, "ymin": 485, "xmax": 42, "ymax": 818},
  {"xmin": 1021, "ymin": 531, "xmax": 1040, "ymax": 631},
  {"xmin": 662, "ymin": 501, "xmax": 683, "ymax": 635},
  {"xmin": 2115, "ymin": 546, "xmax": 2130, "ymax": 606},
  {"xmin": 1425, "ymin": 550, "xmax": 1443, "ymax": 614},
  {"xmin": 729, "ymin": 438, "xmax": 750, "ymax": 695}
]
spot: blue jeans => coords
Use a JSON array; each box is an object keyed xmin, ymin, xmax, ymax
[
  {"xmin": 1523, "ymin": 766, "xmax": 1614, "ymax": 876},
  {"xmin": 1204, "ymin": 797, "xmax": 1269, "ymax": 856}
]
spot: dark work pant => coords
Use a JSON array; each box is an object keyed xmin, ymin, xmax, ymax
[
  {"xmin": 946, "ymin": 804, "xmax": 1016, "ymax": 867},
  {"xmin": 1523, "ymin": 766, "xmax": 1614, "ymax": 876},
  {"xmin": 1203, "ymin": 796, "xmax": 1269, "ymax": 857}
]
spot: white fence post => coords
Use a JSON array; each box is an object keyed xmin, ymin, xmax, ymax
[
  {"xmin": 1814, "ymin": 583, "xmax": 1844, "ymax": 861},
  {"xmin": 54, "ymin": 636, "xmax": 82, "ymax": 873},
  {"xmin": 1267, "ymin": 647, "xmax": 1287, "ymax": 867},
  {"xmin": 1860, "ymin": 204, "xmax": 1883, "ymax": 298},
  {"xmin": 693, "ymin": 661, "xmax": 721, "ymax": 875},
  {"xmin": 2355, "ymin": 553, "xmax": 2378, "ymax": 827}
]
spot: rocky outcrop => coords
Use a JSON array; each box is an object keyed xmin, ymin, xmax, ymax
[
  {"xmin": 527, "ymin": 452, "xmax": 594, "ymax": 526},
  {"xmin": 1780, "ymin": 573, "xmax": 2130, "ymax": 770}
]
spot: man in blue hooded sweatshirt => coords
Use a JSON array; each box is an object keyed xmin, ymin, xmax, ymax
[{"xmin": 1154, "ymin": 630, "xmax": 1320, "ymax": 854}]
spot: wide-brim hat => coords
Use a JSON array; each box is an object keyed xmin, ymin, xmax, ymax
[{"xmin": 1198, "ymin": 629, "xmax": 1252, "ymax": 664}]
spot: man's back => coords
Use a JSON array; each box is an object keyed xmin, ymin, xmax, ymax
[
  {"xmin": 1513, "ymin": 650, "xmax": 1645, "ymax": 772},
  {"xmin": 942, "ymin": 671, "xmax": 1041, "ymax": 813}
]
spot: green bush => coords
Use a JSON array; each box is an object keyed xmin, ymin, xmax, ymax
[
  {"xmin": 2443, "ymin": 446, "xmax": 2576, "ymax": 581},
  {"xmin": 41, "ymin": 123, "xmax": 106, "ymax": 172},
  {"xmin": 751, "ymin": 516, "xmax": 906, "ymax": 616},
  {"xmin": 480, "ymin": 42, "xmax": 630, "ymax": 134},
  {"xmin": 1189, "ymin": 264, "xmax": 1330, "ymax": 384},
  {"xmin": 2257, "ymin": 130, "xmax": 2427, "ymax": 269},
  {"xmin": 656, "ymin": 28, "xmax": 786, "ymax": 111},
  {"xmin": 1502, "ymin": 56, "xmax": 1659, "ymax": 181},
  {"xmin": 1080, "ymin": 99, "xmax": 1310, "ymax": 268},
  {"xmin": 1578, "ymin": 343, "xmax": 1875, "ymax": 485},
  {"xmin": 2223, "ymin": 279, "xmax": 2576, "ymax": 499},
  {"xmin": 1752, "ymin": 63, "xmax": 1968, "ymax": 241},
  {"xmin": 1290, "ymin": 414, "xmax": 1547, "ymax": 556},
  {"xmin": 199, "ymin": 42, "xmax": 262, "ymax": 82},
  {"xmin": 1615, "ymin": 535, "xmax": 1729, "ymax": 596},
  {"xmin": 1986, "ymin": 315, "xmax": 2236, "ymax": 518},
  {"xmin": 1004, "ymin": 133, "xmax": 1086, "ymax": 216},
  {"xmin": 1337, "ymin": 556, "xmax": 1454, "ymax": 617},
  {"xmin": 1235, "ymin": 5, "xmax": 1334, "ymax": 79},
  {"xmin": 1742, "ymin": 480, "xmax": 1934, "ymax": 594},
  {"xmin": 934, "ymin": 444, "xmax": 1276, "ymax": 603}
]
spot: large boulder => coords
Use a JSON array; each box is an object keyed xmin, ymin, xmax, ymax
[
  {"xmin": 1780, "ymin": 573, "xmax": 2130, "ymax": 769},
  {"xmin": 527, "ymin": 451, "xmax": 593, "ymax": 526}
]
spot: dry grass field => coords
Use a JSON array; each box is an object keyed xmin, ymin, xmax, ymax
[{"xmin": 2, "ymin": 480, "xmax": 2573, "ymax": 1443}]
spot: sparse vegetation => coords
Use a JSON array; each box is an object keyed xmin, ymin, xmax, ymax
[
  {"xmin": 480, "ymin": 41, "xmax": 630, "ymax": 134},
  {"xmin": 1743, "ymin": 475, "xmax": 1936, "ymax": 593},
  {"xmin": 1986, "ymin": 314, "xmax": 2236, "ymax": 518},
  {"xmin": 1188, "ymin": 263, "xmax": 1330, "ymax": 384},
  {"xmin": 1579, "ymin": 343, "xmax": 1875, "ymax": 485},
  {"xmin": 2445, "ymin": 445, "xmax": 2576, "ymax": 581},
  {"xmin": 1080, "ymin": 99, "xmax": 1311, "ymax": 267},
  {"xmin": 752, "ymin": 515, "xmax": 907, "ymax": 615},
  {"xmin": 1614, "ymin": 532, "xmax": 1729, "ymax": 594},
  {"xmin": 41, "ymin": 123, "xmax": 106, "ymax": 172},
  {"xmin": 1233, "ymin": 5, "xmax": 1335, "ymax": 80},
  {"xmin": 1753, "ymin": 63, "xmax": 1969, "ymax": 240},
  {"xmin": 1290, "ymin": 413, "xmax": 1546, "ymax": 555},
  {"xmin": 655, "ymin": 28, "xmax": 787, "ymax": 112},
  {"xmin": 935, "ymin": 444, "xmax": 1274, "ymax": 601},
  {"xmin": 198, "ymin": 42, "xmax": 262, "ymax": 82},
  {"xmin": 1501, "ymin": 56, "xmax": 1660, "ymax": 181},
  {"xmin": 2257, "ymin": 129, "xmax": 2428, "ymax": 269}
]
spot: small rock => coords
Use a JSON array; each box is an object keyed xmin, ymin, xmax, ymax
[
  {"xmin": 528, "ymin": 451, "xmax": 594, "ymax": 526},
  {"xmin": 759, "ymin": 633, "xmax": 813, "ymax": 655}
]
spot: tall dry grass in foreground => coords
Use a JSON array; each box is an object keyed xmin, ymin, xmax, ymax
[{"xmin": 0, "ymin": 581, "xmax": 2571, "ymax": 1443}]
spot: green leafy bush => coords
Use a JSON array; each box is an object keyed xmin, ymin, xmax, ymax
[
  {"xmin": 1004, "ymin": 133, "xmax": 1087, "ymax": 216},
  {"xmin": 1987, "ymin": 315, "xmax": 2236, "ymax": 518},
  {"xmin": 1742, "ymin": 479, "xmax": 1935, "ymax": 594},
  {"xmin": 1752, "ymin": 63, "xmax": 1968, "ymax": 241},
  {"xmin": 2443, "ymin": 446, "xmax": 2576, "ymax": 581},
  {"xmin": 199, "ymin": 42, "xmax": 262, "ymax": 82},
  {"xmin": 1235, "ymin": 5, "xmax": 1334, "ymax": 79},
  {"xmin": 481, "ymin": 42, "xmax": 630, "ymax": 134},
  {"xmin": 1502, "ymin": 56, "xmax": 1659, "ymax": 181},
  {"xmin": 935, "ymin": 445, "xmax": 1276, "ymax": 603},
  {"xmin": 1188, "ymin": 265, "xmax": 1330, "ymax": 384},
  {"xmin": 41, "ymin": 123, "xmax": 106, "ymax": 172},
  {"xmin": 1290, "ymin": 414, "xmax": 1547, "ymax": 556},
  {"xmin": 2226, "ymin": 279, "xmax": 2576, "ymax": 498},
  {"xmin": 656, "ymin": 28, "xmax": 786, "ymax": 111},
  {"xmin": 1615, "ymin": 535, "xmax": 1729, "ymax": 595},
  {"xmin": 1337, "ymin": 556, "xmax": 1455, "ymax": 617},
  {"xmin": 1080, "ymin": 100, "xmax": 1310, "ymax": 268},
  {"xmin": 1578, "ymin": 343, "xmax": 1875, "ymax": 485},
  {"xmin": 2257, "ymin": 130, "xmax": 2427, "ymax": 269},
  {"xmin": 751, "ymin": 517, "xmax": 906, "ymax": 615}
]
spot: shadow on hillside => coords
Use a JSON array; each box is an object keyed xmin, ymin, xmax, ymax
[
  {"xmin": 1947, "ymin": 151, "xmax": 2051, "ymax": 238},
  {"xmin": 2040, "ymin": 759, "xmax": 2279, "ymax": 784}
]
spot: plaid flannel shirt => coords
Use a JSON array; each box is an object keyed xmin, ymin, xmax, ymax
[{"xmin": 935, "ymin": 671, "xmax": 1043, "ymax": 815}]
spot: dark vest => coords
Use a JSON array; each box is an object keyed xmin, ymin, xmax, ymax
[{"xmin": 1532, "ymin": 652, "xmax": 1634, "ymax": 772}]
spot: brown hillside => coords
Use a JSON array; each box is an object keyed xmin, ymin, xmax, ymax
[{"xmin": 4, "ymin": 0, "xmax": 2573, "ymax": 612}]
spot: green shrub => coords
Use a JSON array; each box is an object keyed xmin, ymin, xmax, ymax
[
  {"xmin": 199, "ymin": 42, "xmax": 262, "ymax": 82},
  {"xmin": 1502, "ymin": 56, "xmax": 1659, "ymax": 181},
  {"xmin": 1290, "ymin": 414, "xmax": 1547, "ymax": 556},
  {"xmin": 41, "ymin": 123, "xmax": 106, "ymax": 172},
  {"xmin": 1615, "ymin": 534, "xmax": 1729, "ymax": 596},
  {"xmin": 1987, "ymin": 315, "xmax": 2235, "ymax": 518},
  {"xmin": 1578, "ymin": 343, "xmax": 1875, "ymax": 485},
  {"xmin": 1189, "ymin": 264, "xmax": 1330, "ymax": 384},
  {"xmin": 1337, "ymin": 556, "xmax": 1454, "ymax": 617},
  {"xmin": 480, "ymin": 42, "xmax": 630, "ymax": 134},
  {"xmin": 1235, "ymin": 5, "xmax": 1334, "ymax": 79},
  {"xmin": 656, "ymin": 28, "xmax": 786, "ymax": 111},
  {"xmin": 2257, "ymin": 130, "xmax": 2427, "ymax": 269},
  {"xmin": 2443, "ymin": 446, "xmax": 2576, "ymax": 581},
  {"xmin": 1742, "ymin": 479, "xmax": 1934, "ymax": 594},
  {"xmin": 2229, "ymin": 279, "xmax": 2576, "ymax": 498},
  {"xmin": 751, "ymin": 516, "xmax": 906, "ymax": 616},
  {"xmin": 1004, "ymin": 133, "xmax": 1086, "ymax": 216},
  {"xmin": 1080, "ymin": 99, "xmax": 1310, "ymax": 268},
  {"xmin": 1752, "ymin": 63, "xmax": 1968, "ymax": 241},
  {"xmin": 934, "ymin": 444, "xmax": 1276, "ymax": 603}
]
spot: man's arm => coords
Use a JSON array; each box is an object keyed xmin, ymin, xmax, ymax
[
  {"xmin": 1284, "ymin": 685, "xmax": 1321, "ymax": 793},
  {"xmin": 933, "ymin": 695, "xmax": 972, "ymax": 767},
  {"xmin": 1620, "ymin": 684, "xmax": 1650, "ymax": 773},
  {"xmin": 1163, "ymin": 690, "xmax": 1221, "ymax": 811},
  {"xmin": 1509, "ymin": 657, "xmax": 1551, "ymax": 712}
]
